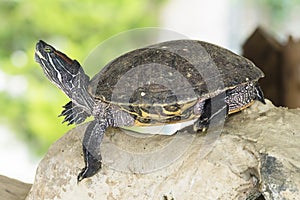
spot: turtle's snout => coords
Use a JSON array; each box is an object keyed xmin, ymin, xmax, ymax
[
  {"xmin": 35, "ymin": 40, "xmax": 46, "ymax": 52},
  {"xmin": 34, "ymin": 52, "xmax": 40, "ymax": 64},
  {"xmin": 36, "ymin": 40, "xmax": 56, "ymax": 56},
  {"xmin": 35, "ymin": 40, "xmax": 58, "ymax": 65},
  {"xmin": 35, "ymin": 40, "xmax": 47, "ymax": 62}
]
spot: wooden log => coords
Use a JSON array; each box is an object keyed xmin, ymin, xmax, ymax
[
  {"xmin": 0, "ymin": 175, "xmax": 31, "ymax": 200},
  {"xmin": 243, "ymin": 27, "xmax": 283, "ymax": 106},
  {"xmin": 282, "ymin": 36, "xmax": 300, "ymax": 108}
]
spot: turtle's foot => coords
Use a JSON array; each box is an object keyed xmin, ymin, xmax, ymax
[
  {"xmin": 194, "ymin": 106, "xmax": 228, "ymax": 132},
  {"xmin": 193, "ymin": 118, "xmax": 209, "ymax": 132},
  {"xmin": 77, "ymin": 146, "xmax": 102, "ymax": 182},
  {"xmin": 60, "ymin": 101, "xmax": 90, "ymax": 125}
]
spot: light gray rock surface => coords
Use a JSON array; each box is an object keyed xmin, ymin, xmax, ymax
[
  {"xmin": 0, "ymin": 175, "xmax": 31, "ymax": 200},
  {"xmin": 25, "ymin": 100, "xmax": 300, "ymax": 200}
]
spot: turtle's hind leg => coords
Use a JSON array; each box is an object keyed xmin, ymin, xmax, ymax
[
  {"xmin": 193, "ymin": 93, "xmax": 228, "ymax": 132},
  {"xmin": 59, "ymin": 101, "xmax": 91, "ymax": 125}
]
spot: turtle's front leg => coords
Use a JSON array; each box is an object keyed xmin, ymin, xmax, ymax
[{"xmin": 77, "ymin": 119, "xmax": 108, "ymax": 182}]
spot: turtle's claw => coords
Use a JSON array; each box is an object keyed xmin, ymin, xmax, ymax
[
  {"xmin": 77, "ymin": 161, "xmax": 102, "ymax": 183},
  {"xmin": 60, "ymin": 101, "xmax": 90, "ymax": 125},
  {"xmin": 77, "ymin": 145, "xmax": 102, "ymax": 183}
]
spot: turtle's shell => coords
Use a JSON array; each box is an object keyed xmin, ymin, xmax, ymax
[{"xmin": 88, "ymin": 40, "xmax": 264, "ymax": 107}]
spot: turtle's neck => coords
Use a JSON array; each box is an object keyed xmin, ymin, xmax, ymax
[{"xmin": 70, "ymin": 87, "xmax": 95, "ymax": 115}]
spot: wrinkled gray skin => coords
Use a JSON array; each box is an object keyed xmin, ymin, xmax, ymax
[{"xmin": 34, "ymin": 40, "xmax": 265, "ymax": 182}]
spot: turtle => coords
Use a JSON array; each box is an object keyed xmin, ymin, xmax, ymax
[{"xmin": 34, "ymin": 39, "xmax": 265, "ymax": 182}]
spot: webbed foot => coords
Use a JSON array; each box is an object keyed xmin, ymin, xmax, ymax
[
  {"xmin": 60, "ymin": 101, "xmax": 90, "ymax": 125},
  {"xmin": 193, "ymin": 117, "xmax": 210, "ymax": 132},
  {"xmin": 77, "ymin": 146, "xmax": 102, "ymax": 182}
]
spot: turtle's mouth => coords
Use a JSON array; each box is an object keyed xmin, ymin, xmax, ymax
[
  {"xmin": 34, "ymin": 50, "xmax": 48, "ymax": 74},
  {"xmin": 34, "ymin": 42, "xmax": 55, "ymax": 83},
  {"xmin": 34, "ymin": 52, "xmax": 53, "ymax": 83},
  {"xmin": 34, "ymin": 41, "xmax": 47, "ymax": 65},
  {"xmin": 34, "ymin": 51, "xmax": 43, "ymax": 64}
]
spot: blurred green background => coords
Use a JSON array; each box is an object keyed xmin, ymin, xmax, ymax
[{"xmin": 0, "ymin": 0, "xmax": 165, "ymax": 155}]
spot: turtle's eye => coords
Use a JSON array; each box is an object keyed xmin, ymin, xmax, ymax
[{"xmin": 44, "ymin": 46, "xmax": 52, "ymax": 53}]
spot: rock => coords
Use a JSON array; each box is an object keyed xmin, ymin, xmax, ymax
[
  {"xmin": 25, "ymin": 99, "xmax": 300, "ymax": 200},
  {"xmin": 226, "ymin": 100, "xmax": 300, "ymax": 200},
  {"xmin": 0, "ymin": 175, "xmax": 32, "ymax": 200}
]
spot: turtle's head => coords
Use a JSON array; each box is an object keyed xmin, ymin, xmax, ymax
[
  {"xmin": 35, "ymin": 40, "xmax": 93, "ymax": 111},
  {"xmin": 35, "ymin": 40, "xmax": 89, "ymax": 96}
]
